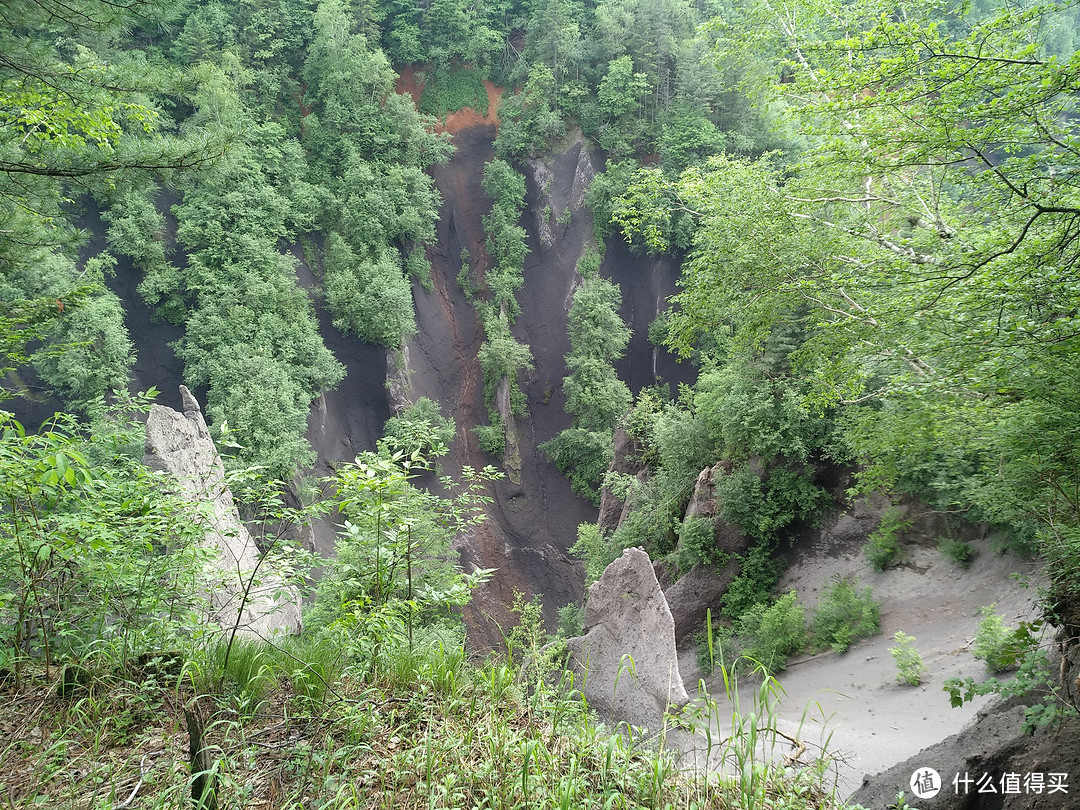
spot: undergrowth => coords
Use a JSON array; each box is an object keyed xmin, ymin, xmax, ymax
[
  {"xmin": 419, "ymin": 68, "xmax": 488, "ymax": 118},
  {"xmin": 1, "ymin": 626, "xmax": 861, "ymax": 810}
]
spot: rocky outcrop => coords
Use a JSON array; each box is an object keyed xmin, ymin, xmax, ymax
[
  {"xmin": 683, "ymin": 462, "xmax": 751, "ymax": 557},
  {"xmin": 664, "ymin": 559, "xmax": 741, "ymax": 644},
  {"xmin": 568, "ymin": 142, "xmax": 596, "ymax": 212},
  {"xmin": 526, "ymin": 130, "xmax": 596, "ymax": 252},
  {"xmin": 385, "ymin": 343, "xmax": 413, "ymax": 415},
  {"xmin": 495, "ymin": 375, "xmax": 522, "ymax": 485},
  {"xmin": 811, "ymin": 492, "xmax": 893, "ymax": 549},
  {"xmin": 597, "ymin": 427, "xmax": 647, "ymax": 537},
  {"xmin": 565, "ymin": 547, "xmax": 689, "ymax": 731},
  {"xmin": 144, "ymin": 386, "xmax": 302, "ymax": 637}
]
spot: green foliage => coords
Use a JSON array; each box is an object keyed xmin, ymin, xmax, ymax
[
  {"xmin": 721, "ymin": 543, "xmax": 784, "ymax": 622},
  {"xmin": 607, "ymin": 0, "xmax": 1080, "ymax": 635},
  {"xmin": 474, "ymin": 420, "xmax": 506, "ymax": 457},
  {"xmin": 737, "ymin": 591, "xmax": 806, "ymax": 674},
  {"xmin": 567, "ymin": 277, "xmax": 631, "ymax": 363},
  {"xmin": 507, "ymin": 591, "xmax": 562, "ymax": 672},
  {"xmin": 695, "ymin": 624, "xmax": 742, "ymax": 676},
  {"xmin": 576, "ymin": 249, "xmax": 602, "ymax": 279},
  {"xmin": 700, "ymin": 591, "xmax": 808, "ymax": 676},
  {"xmin": 0, "ymin": 0, "xmax": 217, "ymax": 365},
  {"xmin": 696, "ymin": 363, "xmax": 820, "ymax": 462},
  {"xmin": 945, "ymin": 620, "xmax": 1066, "ymax": 733},
  {"xmin": 570, "ymin": 523, "xmax": 613, "ymax": 586},
  {"xmin": 657, "ymin": 103, "xmax": 728, "ymax": 174},
  {"xmin": 607, "ymin": 468, "xmax": 686, "ymax": 558},
  {"xmin": 540, "ymin": 428, "xmax": 613, "ymax": 506},
  {"xmin": 477, "ymin": 313, "xmax": 534, "ymax": 418},
  {"xmin": 32, "ymin": 266, "xmax": 134, "ymax": 408},
  {"xmin": 0, "ymin": 405, "xmax": 214, "ymax": 686},
  {"xmin": 585, "ymin": 160, "xmax": 640, "ymax": 241},
  {"xmin": 715, "ymin": 466, "xmax": 831, "ymax": 544},
  {"xmin": 308, "ymin": 448, "xmax": 499, "ymax": 637},
  {"xmin": 889, "ymin": 632, "xmax": 927, "ymax": 686},
  {"xmin": 325, "ymin": 235, "xmax": 417, "ymax": 347},
  {"xmin": 675, "ymin": 516, "xmax": 722, "ymax": 574},
  {"xmin": 865, "ymin": 506, "xmax": 909, "ymax": 572},
  {"xmin": 102, "ymin": 182, "xmax": 170, "ymax": 281},
  {"xmin": 382, "ymin": 397, "xmax": 456, "ymax": 459},
  {"xmin": 611, "ymin": 357, "xmax": 831, "ymax": 553},
  {"xmin": 494, "ymin": 64, "xmax": 564, "ymax": 159},
  {"xmin": 420, "ymin": 67, "xmax": 489, "ymax": 117},
  {"xmin": 813, "ymin": 577, "xmax": 881, "ymax": 654},
  {"xmin": 545, "ymin": 274, "xmax": 633, "ymax": 503},
  {"xmin": 652, "ymin": 405, "xmax": 713, "ymax": 486},
  {"xmin": 481, "ymin": 159, "xmax": 530, "ymax": 319},
  {"xmin": 938, "ymin": 537, "xmax": 975, "ymax": 569},
  {"xmin": 557, "ymin": 602, "xmax": 584, "ymax": 638},
  {"xmin": 463, "ymin": 158, "xmax": 535, "ymax": 461},
  {"xmin": 973, "ymin": 604, "xmax": 1022, "ymax": 673}
]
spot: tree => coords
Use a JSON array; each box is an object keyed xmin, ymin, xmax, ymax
[
  {"xmin": 324, "ymin": 235, "xmax": 417, "ymax": 347},
  {"xmin": 598, "ymin": 55, "xmax": 650, "ymax": 121},
  {"xmin": 542, "ymin": 275, "xmax": 631, "ymax": 502},
  {"xmin": 0, "ymin": 405, "xmax": 214, "ymax": 687},
  {"xmin": 0, "ymin": 0, "xmax": 222, "ymax": 399},
  {"xmin": 700, "ymin": 0, "xmax": 1080, "ymax": 603},
  {"xmin": 309, "ymin": 446, "xmax": 499, "ymax": 648}
]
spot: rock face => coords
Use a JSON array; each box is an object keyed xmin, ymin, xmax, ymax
[
  {"xmin": 683, "ymin": 462, "xmax": 751, "ymax": 557},
  {"xmin": 597, "ymin": 427, "xmax": 647, "ymax": 537},
  {"xmin": 565, "ymin": 547, "xmax": 689, "ymax": 731},
  {"xmin": 144, "ymin": 386, "xmax": 302, "ymax": 637},
  {"xmin": 664, "ymin": 559, "xmax": 741, "ymax": 644}
]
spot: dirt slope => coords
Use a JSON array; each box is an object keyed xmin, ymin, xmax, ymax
[
  {"xmin": 676, "ymin": 522, "xmax": 1045, "ymax": 800},
  {"xmin": 406, "ymin": 125, "xmax": 596, "ymax": 648}
]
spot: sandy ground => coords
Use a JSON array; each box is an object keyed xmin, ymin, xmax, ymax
[{"xmin": 674, "ymin": 532, "xmax": 1045, "ymax": 799}]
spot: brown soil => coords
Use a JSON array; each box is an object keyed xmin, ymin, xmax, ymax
[{"xmin": 395, "ymin": 65, "xmax": 503, "ymax": 137}]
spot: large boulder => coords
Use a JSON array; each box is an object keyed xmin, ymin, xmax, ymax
[
  {"xmin": 144, "ymin": 386, "xmax": 302, "ymax": 638},
  {"xmin": 565, "ymin": 547, "xmax": 689, "ymax": 731},
  {"xmin": 816, "ymin": 492, "xmax": 894, "ymax": 549}
]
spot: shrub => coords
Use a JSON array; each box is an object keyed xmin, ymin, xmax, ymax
[
  {"xmin": 973, "ymin": 604, "xmax": 1021, "ymax": 672},
  {"xmin": 865, "ymin": 505, "xmax": 910, "ymax": 571},
  {"xmin": 675, "ymin": 516, "xmax": 722, "ymax": 574},
  {"xmin": 382, "ymin": 397, "xmax": 455, "ymax": 459},
  {"xmin": 570, "ymin": 523, "xmax": 613, "ymax": 586},
  {"xmin": 539, "ymin": 428, "xmax": 613, "ymax": 506},
  {"xmin": 474, "ymin": 421, "xmax": 505, "ymax": 457},
  {"xmin": 938, "ymin": 536, "xmax": 975, "ymax": 568},
  {"xmin": 419, "ymin": 67, "xmax": 488, "ymax": 117},
  {"xmin": 738, "ymin": 591, "xmax": 806, "ymax": 673},
  {"xmin": 557, "ymin": 603, "xmax": 584, "ymax": 638},
  {"xmin": 325, "ymin": 236, "xmax": 417, "ymax": 347},
  {"xmin": 813, "ymin": 577, "xmax": 881, "ymax": 653},
  {"xmin": 889, "ymin": 631, "xmax": 927, "ymax": 686},
  {"xmin": 720, "ymin": 544, "xmax": 784, "ymax": 622}
]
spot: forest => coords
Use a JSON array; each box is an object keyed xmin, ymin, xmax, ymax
[{"xmin": 2, "ymin": 0, "xmax": 1080, "ymax": 806}]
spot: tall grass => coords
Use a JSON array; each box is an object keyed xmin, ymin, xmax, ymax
[{"xmin": 0, "ymin": 620, "xmax": 857, "ymax": 810}]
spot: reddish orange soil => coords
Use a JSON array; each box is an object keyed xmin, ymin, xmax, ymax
[{"xmin": 395, "ymin": 64, "xmax": 503, "ymax": 136}]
